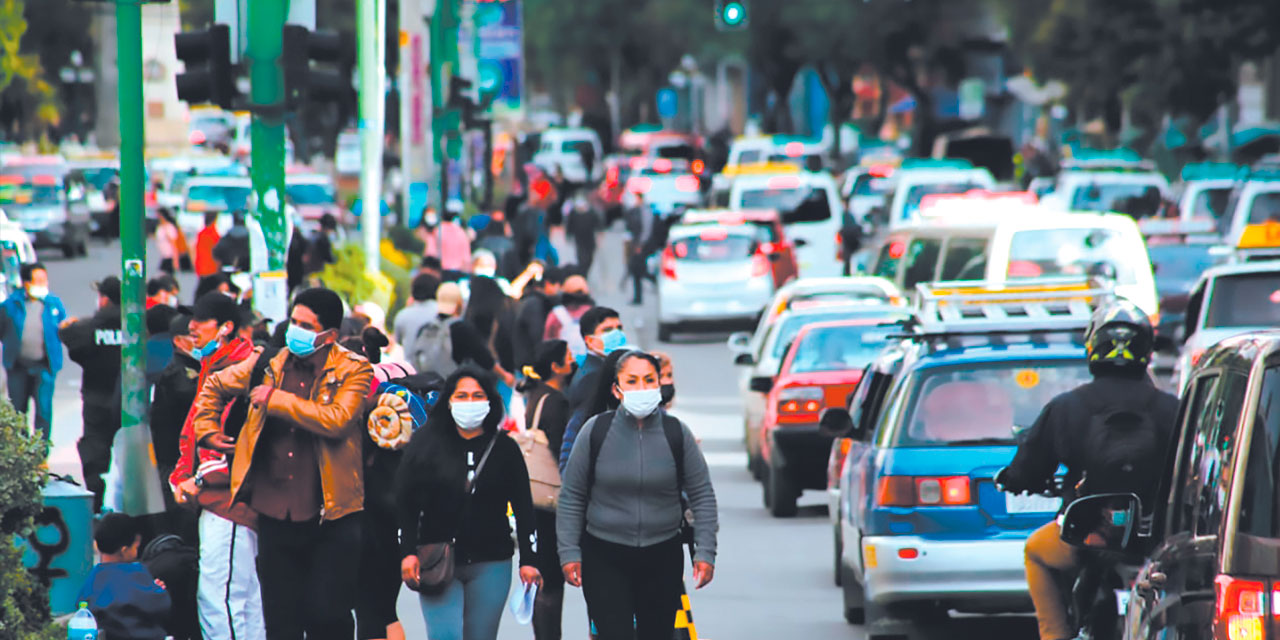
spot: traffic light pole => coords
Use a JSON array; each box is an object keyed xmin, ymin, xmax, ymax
[
  {"xmin": 247, "ymin": 0, "xmax": 288, "ymax": 274},
  {"xmin": 115, "ymin": 0, "xmax": 152, "ymax": 515}
]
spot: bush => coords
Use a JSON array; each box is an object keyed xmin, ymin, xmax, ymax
[
  {"xmin": 0, "ymin": 397, "xmax": 53, "ymax": 640},
  {"xmin": 317, "ymin": 243, "xmax": 396, "ymax": 313},
  {"xmin": 386, "ymin": 225, "xmax": 424, "ymax": 258}
]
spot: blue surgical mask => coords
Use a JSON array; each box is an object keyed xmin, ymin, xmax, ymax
[
  {"xmin": 286, "ymin": 324, "xmax": 320, "ymax": 357},
  {"xmin": 601, "ymin": 329, "xmax": 628, "ymax": 354},
  {"xmin": 195, "ymin": 338, "xmax": 220, "ymax": 360}
]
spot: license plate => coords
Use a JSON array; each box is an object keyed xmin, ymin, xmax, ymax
[
  {"xmin": 1005, "ymin": 493, "xmax": 1061, "ymax": 514},
  {"xmin": 1115, "ymin": 589, "xmax": 1131, "ymax": 613}
]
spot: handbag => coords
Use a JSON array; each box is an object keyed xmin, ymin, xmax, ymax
[
  {"xmin": 408, "ymin": 434, "xmax": 498, "ymax": 594},
  {"xmin": 512, "ymin": 393, "xmax": 562, "ymax": 511}
]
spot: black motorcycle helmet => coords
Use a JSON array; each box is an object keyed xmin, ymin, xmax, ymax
[{"xmin": 1084, "ymin": 299, "xmax": 1154, "ymax": 370}]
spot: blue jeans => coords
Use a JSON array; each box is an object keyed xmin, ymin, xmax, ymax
[
  {"xmin": 418, "ymin": 558, "xmax": 512, "ymax": 640},
  {"xmin": 7, "ymin": 362, "xmax": 54, "ymax": 441}
]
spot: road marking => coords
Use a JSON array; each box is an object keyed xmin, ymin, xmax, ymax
[{"xmin": 703, "ymin": 451, "xmax": 749, "ymax": 468}]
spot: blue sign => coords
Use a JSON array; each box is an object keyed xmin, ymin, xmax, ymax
[
  {"xmin": 657, "ymin": 88, "xmax": 678, "ymax": 119},
  {"xmin": 474, "ymin": 0, "xmax": 523, "ymax": 115}
]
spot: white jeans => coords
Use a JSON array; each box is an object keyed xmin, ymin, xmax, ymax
[{"xmin": 198, "ymin": 511, "xmax": 266, "ymax": 640}]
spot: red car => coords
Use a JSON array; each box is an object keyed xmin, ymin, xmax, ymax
[{"xmin": 754, "ymin": 318, "xmax": 896, "ymax": 517}]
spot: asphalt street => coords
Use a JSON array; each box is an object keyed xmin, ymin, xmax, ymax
[{"xmin": 39, "ymin": 231, "xmax": 1039, "ymax": 640}]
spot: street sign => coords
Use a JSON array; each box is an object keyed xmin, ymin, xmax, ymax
[{"xmin": 657, "ymin": 87, "xmax": 678, "ymax": 119}]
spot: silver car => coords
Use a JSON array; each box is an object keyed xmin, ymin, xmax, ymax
[
  {"xmin": 1175, "ymin": 260, "xmax": 1280, "ymax": 390},
  {"xmin": 657, "ymin": 225, "xmax": 775, "ymax": 341}
]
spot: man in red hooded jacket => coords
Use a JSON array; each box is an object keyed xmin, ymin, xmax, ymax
[{"xmin": 169, "ymin": 292, "xmax": 264, "ymax": 640}]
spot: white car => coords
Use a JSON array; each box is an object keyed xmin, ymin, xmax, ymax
[
  {"xmin": 532, "ymin": 127, "xmax": 603, "ymax": 184},
  {"xmin": 1175, "ymin": 261, "xmax": 1280, "ymax": 391},
  {"xmin": 884, "ymin": 161, "xmax": 995, "ymax": 229},
  {"xmin": 729, "ymin": 172, "xmax": 844, "ymax": 278},
  {"xmin": 1223, "ymin": 179, "xmax": 1280, "ymax": 249},
  {"xmin": 1041, "ymin": 168, "xmax": 1170, "ymax": 218},
  {"xmin": 179, "ymin": 176, "xmax": 253, "ymax": 236},
  {"xmin": 656, "ymin": 224, "xmax": 777, "ymax": 341}
]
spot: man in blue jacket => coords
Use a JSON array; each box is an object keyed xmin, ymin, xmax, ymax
[{"xmin": 0, "ymin": 262, "xmax": 67, "ymax": 441}]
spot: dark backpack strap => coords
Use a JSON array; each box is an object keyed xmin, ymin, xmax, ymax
[
  {"xmin": 586, "ymin": 411, "xmax": 616, "ymax": 489},
  {"xmin": 660, "ymin": 412, "xmax": 685, "ymax": 495}
]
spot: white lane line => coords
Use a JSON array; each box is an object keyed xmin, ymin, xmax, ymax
[{"xmin": 703, "ymin": 451, "xmax": 749, "ymax": 468}]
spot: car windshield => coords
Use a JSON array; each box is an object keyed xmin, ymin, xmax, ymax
[
  {"xmin": 77, "ymin": 168, "xmax": 117, "ymax": 190},
  {"xmin": 670, "ymin": 231, "xmax": 755, "ymax": 262},
  {"xmin": 562, "ymin": 140, "xmax": 593, "ymax": 155},
  {"xmin": 654, "ymin": 144, "xmax": 696, "ymax": 161},
  {"xmin": 1070, "ymin": 182, "xmax": 1163, "ymax": 218},
  {"xmin": 286, "ymin": 183, "xmax": 335, "ymax": 205},
  {"xmin": 903, "ymin": 182, "xmax": 982, "ymax": 217},
  {"xmin": 1148, "ymin": 244, "xmax": 1228, "ymax": 292},
  {"xmin": 893, "ymin": 361, "xmax": 1092, "ymax": 446},
  {"xmin": 1245, "ymin": 192, "xmax": 1280, "ymax": 225},
  {"xmin": 1204, "ymin": 272, "xmax": 1280, "ymax": 329},
  {"xmin": 1189, "ymin": 187, "xmax": 1232, "ymax": 221},
  {"xmin": 736, "ymin": 149, "xmax": 763, "ymax": 165},
  {"xmin": 787, "ymin": 325, "xmax": 895, "ymax": 374},
  {"xmin": 771, "ymin": 309, "xmax": 907, "ymax": 360},
  {"xmin": 187, "ymin": 185, "xmax": 251, "ymax": 212},
  {"xmin": 853, "ymin": 175, "xmax": 891, "ymax": 196},
  {"xmin": 0, "ymin": 182, "xmax": 60, "ymax": 206},
  {"xmin": 740, "ymin": 186, "xmax": 805, "ymax": 210},
  {"xmin": 1006, "ymin": 227, "xmax": 1138, "ymax": 284}
]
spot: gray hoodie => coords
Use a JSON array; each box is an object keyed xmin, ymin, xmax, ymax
[{"xmin": 557, "ymin": 407, "xmax": 719, "ymax": 566}]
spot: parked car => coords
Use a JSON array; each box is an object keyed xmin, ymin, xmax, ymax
[{"xmin": 0, "ymin": 159, "xmax": 92, "ymax": 258}]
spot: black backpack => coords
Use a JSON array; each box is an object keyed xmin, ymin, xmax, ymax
[
  {"xmin": 1080, "ymin": 393, "xmax": 1164, "ymax": 501},
  {"xmin": 586, "ymin": 411, "xmax": 696, "ymax": 550},
  {"xmin": 142, "ymin": 534, "xmax": 199, "ymax": 640}
]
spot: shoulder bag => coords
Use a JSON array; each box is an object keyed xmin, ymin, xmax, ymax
[{"xmin": 409, "ymin": 434, "xmax": 498, "ymax": 594}]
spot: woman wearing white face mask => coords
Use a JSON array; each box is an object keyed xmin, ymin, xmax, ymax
[
  {"xmin": 394, "ymin": 366, "xmax": 542, "ymax": 640},
  {"xmin": 556, "ymin": 351, "xmax": 719, "ymax": 640}
]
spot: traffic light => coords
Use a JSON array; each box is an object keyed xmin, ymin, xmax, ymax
[
  {"xmin": 174, "ymin": 24, "xmax": 235, "ymax": 109},
  {"xmin": 715, "ymin": 0, "xmax": 748, "ymax": 31},
  {"xmin": 280, "ymin": 26, "xmax": 355, "ymax": 114}
]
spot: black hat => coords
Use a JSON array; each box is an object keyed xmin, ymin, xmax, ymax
[
  {"xmin": 192, "ymin": 292, "xmax": 241, "ymax": 329},
  {"xmin": 168, "ymin": 313, "xmax": 192, "ymax": 338},
  {"xmin": 94, "ymin": 276, "xmax": 121, "ymax": 306},
  {"xmin": 145, "ymin": 304, "xmax": 179, "ymax": 336}
]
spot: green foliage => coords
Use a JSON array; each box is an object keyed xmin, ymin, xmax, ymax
[
  {"xmin": 386, "ymin": 225, "xmax": 424, "ymax": 257},
  {"xmin": 0, "ymin": 0, "xmax": 63, "ymax": 137},
  {"xmin": 0, "ymin": 396, "xmax": 52, "ymax": 640},
  {"xmin": 317, "ymin": 243, "xmax": 396, "ymax": 313}
]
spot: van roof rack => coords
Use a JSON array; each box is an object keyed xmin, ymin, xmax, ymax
[{"xmin": 905, "ymin": 277, "xmax": 1112, "ymax": 336}]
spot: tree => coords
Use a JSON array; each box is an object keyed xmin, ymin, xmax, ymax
[
  {"xmin": 0, "ymin": 0, "xmax": 60, "ymax": 141},
  {"xmin": 776, "ymin": 0, "xmax": 862, "ymax": 162}
]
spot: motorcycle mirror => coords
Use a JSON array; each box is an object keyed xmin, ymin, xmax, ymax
[{"xmin": 1059, "ymin": 493, "xmax": 1141, "ymax": 551}]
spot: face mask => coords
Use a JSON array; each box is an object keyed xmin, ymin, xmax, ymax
[
  {"xmin": 285, "ymin": 324, "xmax": 321, "ymax": 357},
  {"xmin": 600, "ymin": 328, "xmax": 628, "ymax": 355},
  {"xmin": 619, "ymin": 388, "xmax": 662, "ymax": 418},
  {"xmin": 194, "ymin": 325, "xmax": 226, "ymax": 360},
  {"xmin": 451, "ymin": 400, "xmax": 490, "ymax": 431},
  {"xmin": 425, "ymin": 215, "xmax": 440, "ymax": 228},
  {"xmin": 27, "ymin": 285, "xmax": 48, "ymax": 300},
  {"xmin": 475, "ymin": 266, "xmax": 496, "ymax": 278},
  {"xmin": 661, "ymin": 384, "xmax": 675, "ymax": 406}
]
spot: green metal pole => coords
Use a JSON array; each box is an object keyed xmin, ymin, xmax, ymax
[
  {"xmin": 115, "ymin": 0, "xmax": 149, "ymax": 514},
  {"xmin": 247, "ymin": 0, "xmax": 288, "ymax": 273},
  {"xmin": 431, "ymin": 0, "xmax": 460, "ymax": 213}
]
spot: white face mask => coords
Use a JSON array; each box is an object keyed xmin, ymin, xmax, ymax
[
  {"xmin": 27, "ymin": 285, "xmax": 48, "ymax": 300},
  {"xmin": 619, "ymin": 388, "xmax": 662, "ymax": 418},
  {"xmin": 451, "ymin": 400, "xmax": 490, "ymax": 431}
]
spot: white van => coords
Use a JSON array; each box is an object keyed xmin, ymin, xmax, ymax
[
  {"xmin": 728, "ymin": 172, "xmax": 842, "ymax": 278},
  {"xmin": 869, "ymin": 209, "xmax": 1159, "ymax": 317},
  {"xmin": 884, "ymin": 161, "xmax": 995, "ymax": 229},
  {"xmin": 533, "ymin": 127, "xmax": 604, "ymax": 184}
]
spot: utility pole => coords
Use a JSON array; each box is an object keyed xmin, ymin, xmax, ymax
[
  {"xmin": 431, "ymin": 0, "xmax": 461, "ymax": 213},
  {"xmin": 358, "ymin": 0, "xmax": 386, "ymax": 274},
  {"xmin": 114, "ymin": 0, "xmax": 150, "ymax": 515},
  {"xmin": 246, "ymin": 0, "xmax": 288, "ymax": 278}
]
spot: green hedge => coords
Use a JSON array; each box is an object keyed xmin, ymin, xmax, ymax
[{"xmin": 0, "ymin": 397, "xmax": 55, "ymax": 640}]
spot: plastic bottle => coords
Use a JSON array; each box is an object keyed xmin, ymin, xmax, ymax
[{"xmin": 67, "ymin": 602, "xmax": 98, "ymax": 640}]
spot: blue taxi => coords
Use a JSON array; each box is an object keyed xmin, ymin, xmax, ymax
[{"xmin": 824, "ymin": 281, "xmax": 1104, "ymax": 637}]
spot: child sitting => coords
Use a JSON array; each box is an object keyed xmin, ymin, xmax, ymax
[{"xmin": 77, "ymin": 513, "xmax": 171, "ymax": 640}]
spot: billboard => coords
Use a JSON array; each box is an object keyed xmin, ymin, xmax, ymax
[{"xmin": 472, "ymin": 0, "xmax": 523, "ymax": 118}]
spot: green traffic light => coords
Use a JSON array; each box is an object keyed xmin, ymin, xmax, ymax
[{"xmin": 723, "ymin": 1, "xmax": 745, "ymax": 25}]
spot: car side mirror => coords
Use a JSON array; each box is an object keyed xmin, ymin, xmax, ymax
[
  {"xmin": 748, "ymin": 376, "xmax": 774, "ymax": 393},
  {"xmin": 793, "ymin": 238, "xmax": 809, "ymax": 248},
  {"xmin": 734, "ymin": 352, "xmax": 755, "ymax": 366},
  {"xmin": 819, "ymin": 407, "xmax": 863, "ymax": 440},
  {"xmin": 1060, "ymin": 493, "xmax": 1140, "ymax": 551},
  {"xmin": 727, "ymin": 332, "xmax": 752, "ymax": 354}
]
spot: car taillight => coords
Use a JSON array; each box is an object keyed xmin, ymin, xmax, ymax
[
  {"xmin": 675, "ymin": 175, "xmax": 699, "ymax": 192},
  {"xmin": 875, "ymin": 476, "xmax": 972, "ymax": 507},
  {"xmin": 691, "ymin": 159, "xmax": 705, "ymax": 174},
  {"xmin": 661, "ymin": 247, "xmax": 677, "ymax": 280},
  {"xmin": 751, "ymin": 252, "xmax": 770, "ymax": 278},
  {"xmin": 606, "ymin": 166, "xmax": 619, "ymax": 187},
  {"xmin": 629, "ymin": 177, "xmax": 652, "ymax": 193},
  {"xmin": 1216, "ymin": 575, "xmax": 1266, "ymax": 640},
  {"xmin": 777, "ymin": 386, "xmax": 823, "ymax": 420},
  {"xmin": 653, "ymin": 158, "xmax": 673, "ymax": 173},
  {"xmin": 1190, "ymin": 348, "xmax": 1207, "ymax": 368}
]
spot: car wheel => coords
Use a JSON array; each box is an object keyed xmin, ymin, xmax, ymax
[
  {"xmin": 834, "ymin": 526, "xmax": 844, "ymax": 587},
  {"xmin": 841, "ymin": 564, "xmax": 865, "ymax": 624},
  {"xmin": 658, "ymin": 322, "xmax": 673, "ymax": 342},
  {"xmin": 766, "ymin": 457, "xmax": 798, "ymax": 518}
]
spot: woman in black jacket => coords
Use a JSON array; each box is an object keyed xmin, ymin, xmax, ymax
[
  {"xmin": 395, "ymin": 367, "xmax": 542, "ymax": 640},
  {"xmin": 517, "ymin": 340, "xmax": 575, "ymax": 640}
]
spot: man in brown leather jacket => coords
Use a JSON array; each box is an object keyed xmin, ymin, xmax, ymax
[{"xmin": 192, "ymin": 287, "xmax": 374, "ymax": 640}]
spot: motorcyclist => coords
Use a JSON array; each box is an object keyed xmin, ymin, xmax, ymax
[{"xmin": 996, "ymin": 300, "xmax": 1179, "ymax": 640}]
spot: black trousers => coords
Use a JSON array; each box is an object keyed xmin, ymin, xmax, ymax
[
  {"xmin": 257, "ymin": 513, "xmax": 364, "ymax": 640},
  {"xmin": 533, "ymin": 509, "xmax": 565, "ymax": 640},
  {"xmin": 77, "ymin": 398, "xmax": 121, "ymax": 511},
  {"xmin": 355, "ymin": 508, "xmax": 400, "ymax": 640},
  {"xmin": 581, "ymin": 533, "xmax": 683, "ymax": 640}
]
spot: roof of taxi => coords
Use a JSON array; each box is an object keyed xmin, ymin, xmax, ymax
[
  {"xmin": 906, "ymin": 340, "xmax": 1085, "ymax": 370},
  {"xmin": 1197, "ymin": 259, "xmax": 1280, "ymax": 280},
  {"xmin": 890, "ymin": 208, "xmax": 1139, "ymax": 233},
  {"xmin": 681, "ymin": 208, "xmax": 780, "ymax": 223}
]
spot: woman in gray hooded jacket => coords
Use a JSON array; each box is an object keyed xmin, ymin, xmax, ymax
[{"xmin": 556, "ymin": 350, "xmax": 718, "ymax": 640}]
